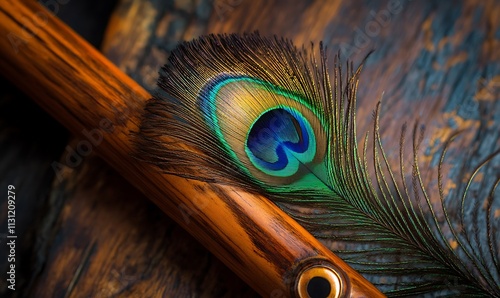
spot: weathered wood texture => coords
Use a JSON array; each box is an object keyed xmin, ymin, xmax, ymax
[
  {"xmin": 28, "ymin": 154, "xmax": 257, "ymax": 298},
  {"xmin": 0, "ymin": 0, "xmax": 499, "ymax": 297}
]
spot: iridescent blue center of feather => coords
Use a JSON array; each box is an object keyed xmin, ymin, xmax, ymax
[{"xmin": 246, "ymin": 108, "xmax": 315, "ymax": 176}]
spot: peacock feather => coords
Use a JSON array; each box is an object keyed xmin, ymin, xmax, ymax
[{"xmin": 137, "ymin": 32, "xmax": 500, "ymax": 297}]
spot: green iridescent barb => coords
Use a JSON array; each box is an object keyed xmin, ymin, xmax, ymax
[{"xmin": 137, "ymin": 32, "xmax": 500, "ymax": 297}]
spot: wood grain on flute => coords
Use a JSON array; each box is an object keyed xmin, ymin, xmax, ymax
[{"xmin": 0, "ymin": 1, "xmax": 384, "ymax": 297}]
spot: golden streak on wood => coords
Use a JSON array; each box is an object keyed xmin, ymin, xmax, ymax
[
  {"xmin": 0, "ymin": 1, "xmax": 384, "ymax": 297},
  {"xmin": 294, "ymin": 0, "xmax": 343, "ymax": 45},
  {"xmin": 449, "ymin": 239, "xmax": 458, "ymax": 250},
  {"xmin": 101, "ymin": 0, "xmax": 157, "ymax": 73},
  {"xmin": 421, "ymin": 13, "xmax": 436, "ymax": 52},
  {"xmin": 475, "ymin": 76, "xmax": 500, "ymax": 102}
]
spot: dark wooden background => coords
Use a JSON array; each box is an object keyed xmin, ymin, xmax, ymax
[{"xmin": 0, "ymin": 0, "xmax": 499, "ymax": 297}]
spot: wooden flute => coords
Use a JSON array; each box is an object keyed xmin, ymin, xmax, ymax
[{"xmin": 0, "ymin": 1, "xmax": 385, "ymax": 297}]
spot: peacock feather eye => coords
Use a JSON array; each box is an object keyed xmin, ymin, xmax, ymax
[{"xmin": 199, "ymin": 74, "xmax": 327, "ymax": 187}]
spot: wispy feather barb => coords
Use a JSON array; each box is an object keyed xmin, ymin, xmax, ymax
[{"xmin": 137, "ymin": 32, "xmax": 500, "ymax": 297}]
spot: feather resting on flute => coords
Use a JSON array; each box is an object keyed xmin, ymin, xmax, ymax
[{"xmin": 138, "ymin": 32, "xmax": 500, "ymax": 297}]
